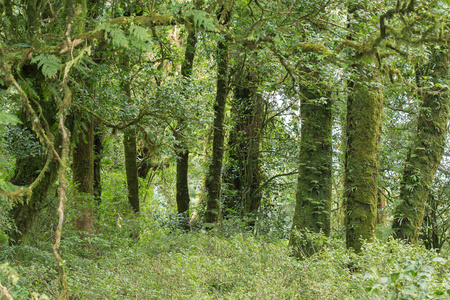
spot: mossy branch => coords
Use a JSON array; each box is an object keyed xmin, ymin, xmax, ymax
[{"xmin": 0, "ymin": 45, "xmax": 65, "ymax": 169}]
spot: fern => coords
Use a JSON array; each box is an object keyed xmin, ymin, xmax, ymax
[
  {"xmin": 184, "ymin": 10, "xmax": 216, "ymax": 32},
  {"xmin": 129, "ymin": 24, "xmax": 151, "ymax": 41},
  {"xmin": 31, "ymin": 54, "xmax": 61, "ymax": 79},
  {"xmin": 110, "ymin": 27, "xmax": 129, "ymax": 48},
  {"xmin": 96, "ymin": 22, "xmax": 129, "ymax": 48}
]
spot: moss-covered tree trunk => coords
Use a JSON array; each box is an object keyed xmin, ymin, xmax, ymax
[
  {"xmin": 344, "ymin": 59, "xmax": 383, "ymax": 252},
  {"xmin": 289, "ymin": 80, "xmax": 332, "ymax": 257},
  {"xmin": 124, "ymin": 127, "xmax": 140, "ymax": 213},
  {"xmin": 121, "ymin": 54, "xmax": 140, "ymax": 214},
  {"xmin": 9, "ymin": 65, "xmax": 59, "ymax": 244},
  {"xmin": 204, "ymin": 7, "xmax": 231, "ymax": 225},
  {"xmin": 343, "ymin": 3, "xmax": 384, "ymax": 252},
  {"xmin": 93, "ymin": 124, "xmax": 103, "ymax": 204},
  {"xmin": 392, "ymin": 47, "xmax": 449, "ymax": 244},
  {"xmin": 223, "ymin": 71, "xmax": 262, "ymax": 222},
  {"xmin": 72, "ymin": 118, "xmax": 94, "ymax": 231},
  {"xmin": 175, "ymin": 28, "xmax": 198, "ymax": 230}
]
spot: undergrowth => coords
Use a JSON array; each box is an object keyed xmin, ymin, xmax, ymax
[{"xmin": 1, "ymin": 220, "xmax": 449, "ymax": 299}]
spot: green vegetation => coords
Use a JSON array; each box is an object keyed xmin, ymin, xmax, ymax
[
  {"xmin": 1, "ymin": 225, "xmax": 450, "ymax": 299},
  {"xmin": 1, "ymin": 0, "xmax": 450, "ymax": 298}
]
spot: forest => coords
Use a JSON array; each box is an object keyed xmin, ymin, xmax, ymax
[{"xmin": 1, "ymin": 0, "xmax": 450, "ymax": 299}]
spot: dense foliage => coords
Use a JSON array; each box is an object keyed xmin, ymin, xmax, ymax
[{"xmin": 1, "ymin": 0, "xmax": 450, "ymax": 298}]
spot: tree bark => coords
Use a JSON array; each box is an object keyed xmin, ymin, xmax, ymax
[
  {"xmin": 223, "ymin": 71, "xmax": 262, "ymax": 222},
  {"xmin": 93, "ymin": 124, "xmax": 103, "ymax": 204},
  {"xmin": 72, "ymin": 118, "xmax": 94, "ymax": 232},
  {"xmin": 392, "ymin": 47, "xmax": 449, "ymax": 244},
  {"xmin": 120, "ymin": 54, "xmax": 140, "ymax": 213},
  {"xmin": 204, "ymin": 8, "xmax": 231, "ymax": 225},
  {"xmin": 344, "ymin": 60, "xmax": 383, "ymax": 252},
  {"xmin": 124, "ymin": 127, "xmax": 140, "ymax": 213},
  {"xmin": 290, "ymin": 79, "xmax": 333, "ymax": 257},
  {"xmin": 175, "ymin": 28, "xmax": 198, "ymax": 230},
  {"xmin": 343, "ymin": 3, "xmax": 384, "ymax": 253}
]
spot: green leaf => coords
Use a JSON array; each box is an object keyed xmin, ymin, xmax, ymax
[
  {"xmin": 129, "ymin": 25, "xmax": 151, "ymax": 41},
  {"xmin": 432, "ymin": 257, "xmax": 445, "ymax": 263},
  {"xmin": 109, "ymin": 27, "xmax": 129, "ymax": 48},
  {"xmin": 0, "ymin": 111, "xmax": 21, "ymax": 125},
  {"xmin": 390, "ymin": 272, "xmax": 400, "ymax": 282},
  {"xmin": 184, "ymin": 10, "xmax": 216, "ymax": 32},
  {"xmin": 31, "ymin": 54, "xmax": 61, "ymax": 78}
]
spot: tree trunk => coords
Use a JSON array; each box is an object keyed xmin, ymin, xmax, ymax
[
  {"xmin": 72, "ymin": 118, "xmax": 94, "ymax": 232},
  {"xmin": 120, "ymin": 54, "xmax": 140, "ymax": 214},
  {"xmin": 93, "ymin": 124, "xmax": 103, "ymax": 204},
  {"xmin": 204, "ymin": 9, "xmax": 231, "ymax": 225},
  {"xmin": 344, "ymin": 60, "xmax": 383, "ymax": 252},
  {"xmin": 175, "ymin": 28, "xmax": 198, "ymax": 230},
  {"xmin": 124, "ymin": 127, "xmax": 140, "ymax": 213},
  {"xmin": 343, "ymin": 3, "xmax": 384, "ymax": 253},
  {"xmin": 392, "ymin": 47, "xmax": 449, "ymax": 243},
  {"xmin": 290, "ymin": 80, "xmax": 333, "ymax": 257},
  {"xmin": 223, "ymin": 72, "xmax": 262, "ymax": 223},
  {"xmin": 9, "ymin": 65, "xmax": 58, "ymax": 244}
]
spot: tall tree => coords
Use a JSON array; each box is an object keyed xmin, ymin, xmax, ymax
[
  {"xmin": 224, "ymin": 68, "xmax": 263, "ymax": 221},
  {"xmin": 72, "ymin": 0, "xmax": 95, "ymax": 231},
  {"xmin": 204, "ymin": 3, "xmax": 233, "ymax": 225},
  {"xmin": 72, "ymin": 114, "xmax": 95, "ymax": 231},
  {"xmin": 393, "ymin": 46, "xmax": 449, "ymax": 243},
  {"xmin": 174, "ymin": 0, "xmax": 202, "ymax": 228},
  {"xmin": 290, "ymin": 60, "xmax": 333, "ymax": 257},
  {"xmin": 344, "ymin": 4, "xmax": 384, "ymax": 252},
  {"xmin": 121, "ymin": 52, "xmax": 140, "ymax": 214}
]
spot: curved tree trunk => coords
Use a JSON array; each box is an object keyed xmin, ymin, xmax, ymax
[{"xmin": 392, "ymin": 47, "xmax": 449, "ymax": 244}]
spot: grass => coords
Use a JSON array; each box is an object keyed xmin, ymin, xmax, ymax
[{"xmin": 1, "ymin": 221, "xmax": 449, "ymax": 299}]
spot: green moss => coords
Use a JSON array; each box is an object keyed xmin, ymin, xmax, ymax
[
  {"xmin": 393, "ymin": 48, "xmax": 449, "ymax": 243},
  {"xmin": 290, "ymin": 80, "xmax": 333, "ymax": 258},
  {"xmin": 345, "ymin": 58, "xmax": 383, "ymax": 252}
]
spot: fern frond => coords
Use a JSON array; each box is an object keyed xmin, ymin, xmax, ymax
[
  {"xmin": 110, "ymin": 27, "xmax": 129, "ymax": 48},
  {"xmin": 129, "ymin": 25, "xmax": 151, "ymax": 41},
  {"xmin": 184, "ymin": 10, "xmax": 216, "ymax": 32},
  {"xmin": 31, "ymin": 54, "xmax": 61, "ymax": 79}
]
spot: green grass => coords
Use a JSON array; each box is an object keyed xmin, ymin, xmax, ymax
[{"xmin": 1, "ymin": 223, "xmax": 449, "ymax": 299}]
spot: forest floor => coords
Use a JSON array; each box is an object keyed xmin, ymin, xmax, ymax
[{"xmin": 1, "ymin": 221, "xmax": 450, "ymax": 299}]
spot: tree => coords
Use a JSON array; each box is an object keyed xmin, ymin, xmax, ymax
[
  {"xmin": 393, "ymin": 46, "xmax": 449, "ymax": 244},
  {"xmin": 290, "ymin": 55, "xmax": 333, "ymax": 257},
  {"xmin": 224, "ymin": 66, "xmax": 263, "ymax": 222},
  {"xmin": 204, "ymin": 3, "xmax": 233, "ymax": 226},
  {"xmin": 174, "ymin": 1, "xmax": 202, "ymax": 229}
]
